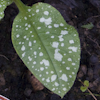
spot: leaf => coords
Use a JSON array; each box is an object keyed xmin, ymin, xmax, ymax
[
  {"xmin": 80, "ymin": 86, "xmax": 87, "ymax": 92},
  {"xmin": 80, "ymin": 80, "xmax": 89, "ymax": 92},
  {"xmin": 84, "ymin": 80, "xmax": 89, "ymax": 87},
  {"xmin": 81, "ymin": 22, "xmax": 94, "ymax": 29},
  {"xmin": 12, "ymin": 1, "xmax": 80, "ymax": 98},
  {"xmin": 0, "ymin": 0, "xmax": 13, "ymax": 20}
]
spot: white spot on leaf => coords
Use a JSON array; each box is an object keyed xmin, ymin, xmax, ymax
[
  {"xmin": 19, "ymin": 42, "xmax": 21, "ymax": 44},
  {"xmin": 39, "ymin": 74, "xmax": 42, "ymax": 77},
  {"xmin": 39, "ymin": 52, "xmax": 43, "ymax": 56},
  {"xmin": 46, "ymin": 31, "xmax": 50, "ymax": 34},
  {"xmin": 40, "ymin": 17, "xmax": 45, "ymax": 22},
  {"xmin": 62, "ymin": 61, "xmax": 65, "ymax": 64},
  {"xmin": 52, "ymin": 88, "xmax": 55, "ymax": 91},
  {"xmin": 34, "ymin": 51, "xmax": 37, "ymax": 55},
  {"xmin": 59, "ymin": 70, "xmax": 62, "ymax": 73},
  {"xmin": 51, "ymin": 36, "xmax": 54, "ymax": 38},
  {"xmin": 40, "ymin": 17, "xmax": 52, "ymax": 25},
  {"xmin": 46, "ymin": 72, "xmax": 49, "ymax": 74},
  {"xmin": 66, "ymin": 67, "xmax": 70, "ymax": 70},
  {"xmin": 28, "ymin": 56, "xmax": 32, "ymax": 61},
  {"xmin": 55, "ymin": 82, "xmax": 59, "ymax": 86},
  {"xmin": 52, "ymin": 42, "xmax": 59, "ymax": 48},
  {"xmin": 21, "ymin": 45, "xmax": 25, "ymax": 51},
  {"xmin": 25, "ymin": 23, "xmax": 28, "ymax": 26},
  {"xmin": 22, "ymin": 52, "xmax": 25, "ymax": 58},
  {"xmin": 46, "ymin": 77, "xmax": 50, "ymax": 82},
  {"xmin": 30, "ymin": 31, "xmax": 32, "ymax": 33},
  {"xmin": 72, "ymin": 63, "xmax": 76, "ymax": 65},
  {"xmin": 16, "ymin": 34, "xmax": 20, "ymax": 38},
  {"xmin": 60, "ymin": 30, "xmax": 68, "ymax": 35},
  {"xmin": 32, "ymin": 66, "xmax": 34, "ymax": 68},
  {"xmin": 54, "ymin": 49, "xmax": 63, "ymax": 61},
  {"xmin": 58, "ymin": 35, "xmax": 64, "ymax": 41},
  {"xmin": 69, "ymin": 75, "xmax": 72, "ymax": 78},
  {"xmin": 29, "ymin": 41, "xmax": 32, "ymax": 46},
  {"xmin": 44, "ymin": 11, "xmax": 49, "ymax": 15},
  {"xmin": 33, "ymin": 40, "xmax": 36, "ymax": 43},
  {"xmin": 48, "ymin": 25, "xmax": 52, "ymax": 28},
  {"xmin": 68, "ymin": 46, "xmax": 77, "ymax": 52},
  {"xmin": 36, "ymin": 9, "xmax": 39, "ymax": 12},
  {"xmin": 40, "ymin": 67, "xmax": 44, "ymax": 71},
  {"xmin": 51, "ymin": 75, "xmax": 57, "ymax": 82},
  {"xmin": 42, "ymin": 78, "xmax": 45, "ymax": 81},
  {"xmin": 33, "ymin": 61, "xmax": 36, "ymax": 64},
  {"xmin": 61, "ymin": 43, "xmax": 64, "ymax": 47},
  {"xmin": 28, "ymin": 24, "xmax": 31, "ymax": 27},
  {"xmin": 72, "ymin": 72, "xmax": 75, "ymax": 74},
  {"xmin": 37, "ymin": 27, "xmax": 41, "ymax": 29},
  {"xmin": 68, "ymin": 58, "xmax": 72, "ymax": 61},
  {"xmin": 60, "ymin": 74, "xmax": 68, "ymax": 82},
  {"xmin": 69, "ymin": 40, "xmax": 74, "ymax": 44},
  {"xmin": 54, "ymin": 24, "xmax": 59, "ymax": 28},
  {"xmin": 16, "ymin": 25, "xmax": 18, "ymax": 27},
  {"xmin": 24, "ymin": 36, "xmax": 26, "ymax": 39},
  {"xmin": 63, "ymin": 88, "xmax": 67, "ymax": 91},
  {"xmin": 24, "ymin": 17, "xmax": 27, "ymax": 20},
  {"xmin": 60, "ymin": 23, "xmax": 64, "ymax": 26},
  {"xmin": 25, "ymin": 27, "xmax": 28, "ymax": 30},
  {"xmin": 51, "ymin": 71, "xmax": 54, "ymax": 74},
  {"xmin": 40, "ymin": 59, "xmax": 49, "ymax": 66}
]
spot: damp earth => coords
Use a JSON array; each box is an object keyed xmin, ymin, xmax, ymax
[{"xmin": 0, "ymin": 0, "xmax": 100, "ymax": 100}]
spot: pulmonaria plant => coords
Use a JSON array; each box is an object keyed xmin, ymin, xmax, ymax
[
  {"xmin": 0, "ymin": 0, "xmax": 80, "ymax": 98},
  {"xmin": 0, "ymin": 0, "xmax": 13, "ymax": 20}
]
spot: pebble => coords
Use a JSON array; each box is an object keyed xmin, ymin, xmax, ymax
[
  {"xmin": 93, "ymin": 78, "xmax": 100, "ymax": 87},
  {"xmin": 81, "ymin": 65, "xmax": 87, "ymax": 74},
  {"xmin": 68, "ymin": 93, "xmax": 75, "ymax": 100},
  {"xmin": 50, "ymin": 94, "xmax": 61, "ymax": 100},
  {"xmin": 87, "ymin": 68, "xmax": 93, "ymax": 80},
  {"xmin": 24, "ymin": 88, "xmax": 32, "ymax": 97},
  {"xmin": 93, "ymin": 63, "xmax": 100, "ymax": 79},
  {"xmin": 34, "ymin": 91, "xmax": 46, "ymax": 100},
  {"xmin": 77, "ymin": 65, "xmax": 87, "ymax": 79},
  {"xmin": 89, "ymin": 54, "xmax": 99, "ymax": 64},
  {"xmin": 77, "ymin": 70, "xmax": 84, "ymax": 79}
]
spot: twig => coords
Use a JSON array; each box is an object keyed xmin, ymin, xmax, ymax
[
  {"xmin": 0, "ymin": 54, "xmax": 9, "ymax": 60},
  {"xmin": 83, "ymin": 42, "xmax": 91, "ymax": 55},
  {"xmin": 86, "ymin": 35, "xmax": 100, "ymax": 49}
]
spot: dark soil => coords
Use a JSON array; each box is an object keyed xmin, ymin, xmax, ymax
[{"xmin": 0, "ymin": 0, "xmax": 100, "ymax": 100}]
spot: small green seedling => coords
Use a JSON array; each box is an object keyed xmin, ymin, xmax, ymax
[
  {"xmin": 79, "ymin": 79, "xmax": 97, "ymax": 100},
  {"xmin": 81, "ymin": 22, "xmax": 94, "ymax": 29},
  {"xmin": 0, "ymin": 0, "xmax": 81, "ymax": 98},
  {"xmin": 80, "ymin": 80, "xmax": 89, "ymax": 92}
]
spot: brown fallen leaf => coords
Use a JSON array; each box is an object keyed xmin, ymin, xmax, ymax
[
  {"xmin": 27, "ymin": 70, "xmax": 44, "ymax": 91},
  {"xmin": 0, "ymin": 73, "xmax": 5, "ymax": 86}
]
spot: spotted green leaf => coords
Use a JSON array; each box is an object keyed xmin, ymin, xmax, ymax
[
  {"xmin": 0, "ymin": 0, "xmax": 13, "ymax": 20},
  {"xmin": 12, "ymin": 0, "xmax": 80, "ymax": 98}
]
